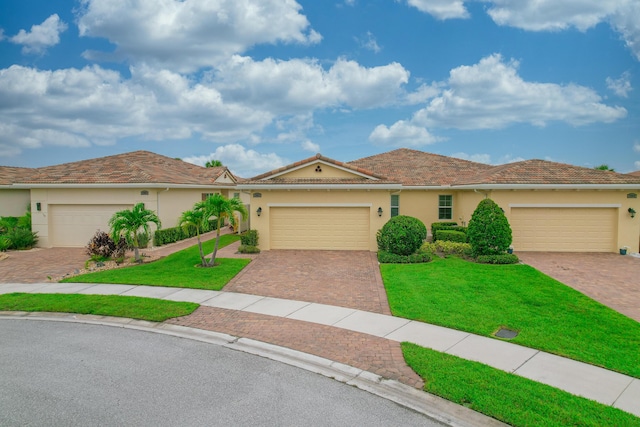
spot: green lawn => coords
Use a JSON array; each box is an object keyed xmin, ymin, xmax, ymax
[
  {"xmin": 382, "ymin": 256, "xmax": 640, "ymax": 378},
  {"xmin": 61, "ymin": 234, "xmax": 249, "ymax": 290},
  {"xmin": 403, "ymin": 343, "xmax": 640, "ymax": 427},
  {"xmin": 0, "ymin": 293, "xmax": 198, "ymax": 322}
]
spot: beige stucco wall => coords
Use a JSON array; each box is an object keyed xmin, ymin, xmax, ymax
[
  {"xmin": 30, "ymin": 187, "xmax": 223, "ymax": 247},
  {"xmin": 249, "ymin": 189, "xmax": 390, "ymax": 251},
  {"xmin": 282, "ymin": 163, "xmax": 360, "ymax": 179},
  {"xmin": 0, "ymin": 189, "xmax": 31, "ymax": 217}
]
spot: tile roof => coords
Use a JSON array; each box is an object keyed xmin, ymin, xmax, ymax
[
  {"xmin": 628, "ymin": 171, "xmax": 640, "ymax": 177},
  {"xmin": 8, "ymin": 151, "xmax": 234, "ymax": 186},
  {"xmin": 460, "ymin": 159, "xmax": 640, "ymax": 186},
  {"xmin": 0, "ymin": 166, "xmax": 34, "ymax": 186},
  {"xmin": 347, "ymin": 148, "xmax": 492, "ymax": 186}
]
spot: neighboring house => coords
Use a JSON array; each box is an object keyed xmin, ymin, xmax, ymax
[
  {"xmin": 238, "ymin": 148, "xmax": 640, "ymax": 253},
  {"xmin": 0, "ymin": 151, "xmax": 242, "ymax": 247}
]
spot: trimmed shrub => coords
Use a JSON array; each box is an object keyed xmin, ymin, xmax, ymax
[
  {"xmin": 240, "ymin": 230, "xmax": 259, "ymax": 246},
  {"xmin": 238, "ymin": 244, "xmax": 261, "ymax": 254},
  {"xmin": 0, "ymin": 235, "xmax": 11, "ymax": 252},
  {"xmin": 422, "ymin": 241, "xmax": 472, "ymax": 257},
  {"xmin": 476, "ymin": 254, "xmax": 520, "ymax": 265},
  {"xmin": 5, "ymin": 227, "xmax": 38, "ymax": 250},
  {"xmin": 430, "ymin": 222, "xmax": 458, "ymax": 241},
  {"xmin": 435, "ymin": 229, "xmax": 467, "ymax": 243},
  {"xmin": 377, "ymin": 215, "xmax": 427, "ymax": 256},
  {"xmin": 467, "ymin": 198, "xmax": 512, "ymax": 256},
  {"xmin": 378, "ymin": 250, "xmax": 431, "ymax": 264},
  {"xmin": 154, "ymin": 220, "xmax": 217, "ymax": 246},
  {"xmin": 137, "ymin": 232, "xmax": 150, "ymax": 249}
]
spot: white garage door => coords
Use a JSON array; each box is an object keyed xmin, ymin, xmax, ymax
[
  {"xmin": 511, "ymin": 207, "xmax": 617, "ymax": 252},
  {"xmin": 50, "ymin": 204, "xmax": 132, "ymax": 247},
  {"xmin": 270, "ymin": 207, "xmax": 370, "ymax": 250}
]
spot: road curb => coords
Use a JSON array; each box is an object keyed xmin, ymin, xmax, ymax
[{"xmin": 0, "ymin": 312, "xmax": 507, "ymax": 427}]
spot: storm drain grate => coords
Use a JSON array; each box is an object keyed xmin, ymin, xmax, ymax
[{"xmin": 495, "ymin": 328, "xmax": 519, "ymax": 339}]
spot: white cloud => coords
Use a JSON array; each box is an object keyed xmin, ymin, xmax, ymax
[
  {"xmin": 450, "ymin": 152, "xmax": 492, "ymax": 164},
  {"xmin": 610, "ymin": 2, "xmax": 640, "ymax": 61},
  {"xmin": 404, "ymin": 0, "xmax": 469, "ymax": 19},
  {"xmin": 10, "ymin": 14, "xmax": 67, "ymax": 54},
  {"xmin": 77, "ymin": 0, "xmax": 320, "ymax": 72},
  {"xmin": 606, "ymin": 71, "xmax": 632, "ymax": 97},
  {"xmin": 301, "ymin": 140, "xmax": 320, "ymax": 152},
  {"xmin": 216, "ymin": 56, "xmax": 409, "ymax": 112},
  {"xmin": 357, "ymin": 31, "xmax": 381, "ymax": 53},
  {"xmin": 634, "ymin": 141, "xmax": 640, "ymax": 152},
  {"xmin": 413, "ymin": 54, "xmax": 626, "ymax": 129},
  {"xmin": 183, "ymin": 144, "xmax": 288, "ymax": 177},
  {"xmin": 369, "ymin": 120, "xmax": 443, "ymax": 146},
  {"xmin": 635, "ymin": 161, "xmax": 640, "ymax": 169},
  {"xmin": 405, "ymin": 82, "xmax": 442, "ymax": 105}
]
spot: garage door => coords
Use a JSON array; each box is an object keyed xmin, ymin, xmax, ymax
[
  {"xmin": 50, "ymin": 204, "xmax": 132, "ymax": 247},
  {"xmin": 511, "ymin": 207, "xmax": 617, "ymax": 252},
  {"xmin": 270, "ymin": 207, "xmax": 370, "ymax": 250}
]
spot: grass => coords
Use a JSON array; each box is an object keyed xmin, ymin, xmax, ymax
[
  {"xmin": 61, "ymin": 234, "xmax": 250, "ymax": 290},
  {"xmin": 382, "ymin": 256, "xmax": 640, "ymax": 378},
  {"xmin": 403, "ymin": 343, "xmax": 640, "ymax": 427},
  {"xmin": 0, "ymin": 293, "xmax": 198, "ymax": 322}
]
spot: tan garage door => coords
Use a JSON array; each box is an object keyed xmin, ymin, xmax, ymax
[
  {"xmin": 50, "ymin": 204, "xmax": 132, "ymax": 247},
  {"xmin": 511, "ymin": 207, "xmax": 617, "ymax": 252},
  {"xmin": 270, "ymin": 207, "xmax": 370, "ymax": 250}
]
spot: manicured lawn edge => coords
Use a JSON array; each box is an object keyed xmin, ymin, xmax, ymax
[
  {"xmin": 0, "ymin": 293, "xmax": 198, "ymax": 322},
  {"xmin": 403, "ymin": 343, "xmax": 639, "ymax": 427},
  {"xmin": 382, "ymin": 257, "xmax": 640, "ymax": 378},
  {"xmin": 61, "ymin": 234, "xmax": 249, "ymax": 290}
]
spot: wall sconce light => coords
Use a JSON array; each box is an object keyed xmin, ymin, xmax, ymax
[
  {"xmin": 36, "ymin": 202, "xmax": 41, "ymax": 211},
  {"xmin": 377, "ymin": 207, "xmax": 383, "ymax": 217},
  {"xmin": 256, "ymin": 207, "xmax": 262, "ymax": 217},
  {"xmin": 629, "ymin": 207, "xmax": 636, "ymax": 218}
]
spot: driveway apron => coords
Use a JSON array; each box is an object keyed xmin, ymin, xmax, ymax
[
  {"xmin": 0, "ymin": 248, "xmax": 87, "ymax": 283},
  {"xmin": 518, "ymin": 252, "xmax": 640, "ymax": 322},
  {"xmin": 223, "ymin": 249, "xmax": 391, "ymax": 315}
]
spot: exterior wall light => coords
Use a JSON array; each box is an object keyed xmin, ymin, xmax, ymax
[
  {"xmin": 377, "ymin": 207, "xmax": 383, "ymax": 217},
  {"xmin": 36, "ymin": 202, "xmax": 41, "ymax": 211},
  {"xmin": 629, "ymin": 207, "xmax": 636, "ymax": 218},
  {"xmin": 256, "ymin": 207, "xmax": 262, "ymax": 217}
]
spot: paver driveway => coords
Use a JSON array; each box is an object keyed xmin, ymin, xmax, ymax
[
  {"xmin": 518, "ymin": 252, "xmax": 640, "ymax": 322},
  {"xmin": 0, "ymin": 248, "xmax": 87, "ymax": 283},
  {"xmin": 223, "ymin": 249, "xmax": 391, "ymax": 315}
]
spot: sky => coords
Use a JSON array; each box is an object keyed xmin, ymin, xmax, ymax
[{"xmin": 0, "ymin": 0, "xmax": 639, "ymax": 178}]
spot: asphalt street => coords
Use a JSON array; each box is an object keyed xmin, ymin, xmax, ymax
[{"xmin": 0, "ymin": 320, "xmax": 445, "ymax": 426}]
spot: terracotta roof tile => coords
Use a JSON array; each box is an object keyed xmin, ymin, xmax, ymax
[
  {"xmin": 348, "ymin": 148, "xmax": 492, "ymax": 186},
  {"xmin": 0, "ymin": 166, "xmax": 34, "ymax": 186},
  {"xmin": 461, "ymin": 159, "xmax": 640, "ymax": 185},
  {"xmin": 628, "ymin": 171, "xmax": 640, "ymax": 177},
  {"xmin": 11, "ymin": 151, "xmax": 235, "ymax": 186}
]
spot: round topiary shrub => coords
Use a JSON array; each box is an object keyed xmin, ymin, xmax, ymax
[
  {"xmin": 467, "ymin": 198, "xmax": 512, "ymax": 256},
  {"xmin": 376, "ymin": 215, "xmax": 427, "ymax": 256}
]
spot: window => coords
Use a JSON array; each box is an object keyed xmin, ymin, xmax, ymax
[
  {"xmin": 438, "ymin": 195, "xmax": 452, "ymax": 220},
  {"xmin": 233, "ymin": 192, "xmax": 240, "ymax": 199},
  {"xmin": 390, "ymin": 194, "xmax": 399, "ymax": 217},
  {"xmin": 202, "ymin": 193, "xmax": 216, "ymax": 201}
]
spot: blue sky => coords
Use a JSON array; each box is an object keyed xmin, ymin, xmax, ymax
[{"xmin": 1, "ymin": 0, "xmax": 639, "ymax": 177}]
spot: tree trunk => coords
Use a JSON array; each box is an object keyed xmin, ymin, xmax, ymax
[
  {"xmin": 196, "ymin": 232, "xmax": 206, "ymax": 266},
  {"xmin": 206, "ymin": 219, "xmax": 222, "ymax": 267},
  {"xmin": 133, "ymin": 246, "xmax": 140, "ymax": 263}
]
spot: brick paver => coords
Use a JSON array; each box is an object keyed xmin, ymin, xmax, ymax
[
  {"xmin": 168, "ymin": 306, "xmax": 424, "ymax": 388},
  {"xmin": 223, "ymin": 250, "xmax": 391, "ymax": 315},
  {"xmin": 0, "ymin": 248, "xmax": 87, "ymax": 283},
  {"xmin": 518, "ymin": 252, "xmax": 640, "ymax": 322}
]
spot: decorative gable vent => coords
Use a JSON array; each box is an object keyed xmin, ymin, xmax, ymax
[
  {"xmin": 315, "ymin": 165, "xmax": 322, "ymax": 173},
  {"xmin": 140, "ymin": 190, "xmax": 149, "ymax": 196},
  {"xmin": 628, "ymin": 193, "xmax": 638, "ymax": 199}
]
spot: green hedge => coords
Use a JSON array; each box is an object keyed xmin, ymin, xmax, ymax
[
  {"xmin": 434, "ymin": 229, "xmax": 467, "ymax": 243},
  {"xmin": 475, "ymin": 254, "xmax": 520, "ymax": 264},
  {"xmin": 240, "ymin": 230, "xmax": 259, "ymax": 246},
  {"xmin": 378, "ymin": 250, "xmax": 431, "ymax": 264},
  {"xmin": 423, "ymin": 241, "xmax": 472, "ymax": 257},
  {"xmin": 153, "ymin": 220, "xmax": 217, "ymax": 246}
]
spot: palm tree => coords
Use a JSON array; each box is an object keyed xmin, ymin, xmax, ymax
[
  {"xmin": 197, "ymin": 193, "xmax": 247, "ymax": 267},
  {"xmin": 109, "ymin": 203, "xmax": 161, "ymax": 262},
  {"xmin": 205, "ymin": 159, "xmax": 223, "ymax": 168},
  {"xmin": 594, "ymin": 164, "xmax": 615, "ymax": 172},
  {"xmin": 177, "ymin": 208, "xmax": 209, "ymax": 267}
]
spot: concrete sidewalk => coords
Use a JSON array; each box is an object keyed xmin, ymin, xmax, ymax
[{"xmin": 1, "ymin": 282, "xmax": 638, "ymax": 418}]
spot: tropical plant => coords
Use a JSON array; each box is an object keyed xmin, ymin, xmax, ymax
[
  {"xmin": 594, "ymin": 164, "xmax": 615, "ymax": 172},
  {"xmin": 467, "ymin": 198, "xmax": 512, "ymax": 256},
  {"xmin": 181, "ymin": 194, "xmax": 247, "ymax": 267},
  {"xmin": 177, "ymin": 207, "xmax": 210, "ymax": 266},
  {"xmin": 205, "ymin": 159, "xmax": 223, "ymax": 168},
  {"xmin": 108, "ymin": 203, "xmax": 161, "ymax": 262}
]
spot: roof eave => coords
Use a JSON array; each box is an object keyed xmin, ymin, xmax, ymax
[
  {"xmin": 238, "ymin": 183, "xmax": 403, "ymax": 191},
  {"xmin": 452, "ymin": 183, "xmax": 640, "ymax": 190},
  {"xmin": 10, "ymin": 183, "xmax": 238, "ymax": 189}
]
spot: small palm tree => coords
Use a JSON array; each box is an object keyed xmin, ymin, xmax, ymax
[
  {"xmin": 109, "ymin": 203, "xmax": 161, "ymax": 262},
  {"xmin": 177, "ymin": 208, "xmax": 209, "ymax": 267},
  {"xmin": 197, "ymin": 194, "xmax": 247, "ymax": 267},
  {"xmin": 205, "ymin": 159, "xmax": 223, "ymax": 168}
]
